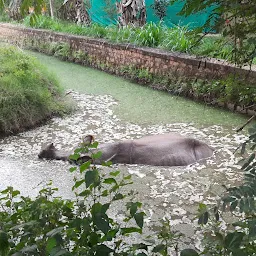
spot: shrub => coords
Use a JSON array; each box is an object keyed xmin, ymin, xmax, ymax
[
  {"xmin": 197, "ymin": 123, "xmax": 256, "ymax": 255},
  {"xmin": 160, "ymin": 24, "xmax": 196, "ymax": 52},
  {"xmin": 0, "ymin": 46, "xmax": 68, "ymax": 134}
]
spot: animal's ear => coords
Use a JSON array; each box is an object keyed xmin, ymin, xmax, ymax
[
  {"xmin": 83, "ymin": 135, "xmax": 95, "ymax": 145},
  {"xmin": 49, "ymin": 143, "xmax": 55, "ymax": 149}
]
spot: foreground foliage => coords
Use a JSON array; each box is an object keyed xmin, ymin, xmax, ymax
[
  {"xmin": 0, "ymin": 46, "xmax": 68, "ymax": 134},
  {"xmin": 0, "ymin": 141, "xmax": 196, "ymax": 255},
  {"xmin": 171, "ymin": 0, "xmax": 256, "ymax": 66},
  {"xmin": 198, "ymin": 123, "xmax": 256, "ymax": 255}
]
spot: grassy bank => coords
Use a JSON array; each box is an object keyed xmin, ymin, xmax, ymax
[
  {"xmin": 0, "ymin": 46, "xmax": 69, "ymax": 135},
  {"xmin": 21, "ymin": 15, "xmax": 256, "ymax": 64}
]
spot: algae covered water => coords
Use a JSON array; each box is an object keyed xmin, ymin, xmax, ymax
[
  {"xmin": 29, "ymin": 51, "xmax": 248, "ymax": 128},
  {"xmin": 0, "ymin": 51, "xmax": 251, "ymax": 249}
]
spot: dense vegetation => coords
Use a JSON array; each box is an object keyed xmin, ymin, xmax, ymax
[
  {"xmin": 170, "ymin": 0, "xmax": 256, "ymax": 66},
  {"xmin": 0, "ymin": 46, "xmax": 68, "ymax": 135},
  {"xmin": 20, "ymin": 15, "xmax": 255, "ymax": 66},
  {"xmin": 21, "ymin": 15, "xmax": 239, "ymax": 62}
]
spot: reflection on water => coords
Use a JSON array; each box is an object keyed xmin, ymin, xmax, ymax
[{"xmin": 0, "ymin": 91, "xmax": 247, "ymax": 249}]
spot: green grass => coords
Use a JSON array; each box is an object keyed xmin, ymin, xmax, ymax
[
  {"xmin": 4, "ymin": 14, "xmax": 256, "ymax": 64},
  {"xmin": 21, "ymin": 15, "xmax": 231, "ymax": 57},
  {"xmin": 192, "ymin": 36, "xmax": 233, "ymax": 59},
  {"xmin": 0, "ymin": 46, "xmax": 69, "ymax": 135},
  {"xmin": 23, "ymin": 16, "xmax": 197, "ymax": 53}
]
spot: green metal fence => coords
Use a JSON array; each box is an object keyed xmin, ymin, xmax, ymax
[{"xmin": 87, "ymin": 0, "xmax": 212, "ymax": 28}]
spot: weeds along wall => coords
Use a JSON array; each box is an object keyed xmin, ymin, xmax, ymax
[{"xmin": 0, "ymin": 23, "xmax": 255, "ymax": 116}]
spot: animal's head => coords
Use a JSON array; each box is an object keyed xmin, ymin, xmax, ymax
[{"xmin": 38, "ymin": 143, "xmax": 57, "ymax": 159}]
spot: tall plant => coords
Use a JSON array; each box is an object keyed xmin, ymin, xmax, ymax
[
  {"xmin": 197, "ymin": 122, "xmax": 256, "ymax": 255},
  {"xmin": 116, "ymin": 0, "xmax": 146, "ymax": 27},
  {"xmin": 151, "ymin": 0, "xmax": 169, "ymax": 20},
  {"xmin": 0, "ymin": 0, "xmax": 47, "ymax": 23},
  {"xmin": 170, "ymin": 0, "xmax": 256, "ymax": 66}
]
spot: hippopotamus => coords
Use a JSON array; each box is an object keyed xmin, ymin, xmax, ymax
[{"xmin": 38, "ymin": 133, "xmax": 213, "ymax": 167}]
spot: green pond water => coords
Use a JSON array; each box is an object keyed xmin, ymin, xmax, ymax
[
  {"xmin": 1, "ymin": 49, "xmax": 253, "ymax": 248},
  {"xmin": 29, "ymin": 51, "xmax": 248, "ymax": 129}
]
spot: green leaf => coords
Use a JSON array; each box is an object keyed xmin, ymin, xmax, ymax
[
  {"xmin": 113, "ymin": 193, "xmax": 125, "ymax": 201},
  {"xmin": 47, "ymin": 227, "xmax": 64, "ymax": 237},
  {"xmin": 90, "ymin": 141, "xmax": 99, "ymax": 148},
  {"xmin": 72, "ymin": 179, "xmax": 84, "ymax": 190},
  {"xmin": 46, "ymin": 237, "xmax": 57, "ymax": 253},
  {"xmin": 80, "ymin": 161, "xmax": 91, "ymax": 173},
  {"xmin": 91, "ymin": 203, "xmax": 111, "ymax": 234},
  {"xmin": 214, "ymin": 232, "xmax": 224, "ymax": 243},
  {"xmin": 85, "ymin": 170, "xmax": 99, "ymax": 188},
  {"xmin": 101, "ymin": 190, "xmax": 109, "ymax": 197},
  {"xmin": 12, "ymin": 190, "xmax": 20, "ymax": 197},
  {"xmin": 102, "ymin": 203, "xmax": 110, "ymax": 213},
  {"xmin": 134, "ymin": 212, "xmax": 145, "ymax": 229},
  {"xmin": 78, "ymin": 190, "xmax": 91, "ymax": 197},
  {"xmin": 181, "ymin": 249, "xmax": 199, "ymax": 256},
  {"xmin": 1, "ymin": 187, "xmax": 11, "ymax": 194},
  {"xmin": 224, "ymin": 232, "xmax": 245, "ymax": 250},
  {"xmin": 50, "ymin": 247, "xmax": 71, "ymax": 256},
  {"xmin": 69, "ymin": 166, "xmax": 77, "ymax": 173},
  {"xmin": 74, "ymin": 147, "xmax": 84, "ymax": 154},
  {"xmin": 21, "ymin": 244, "xmax": 38, "ymax": 253},
  {"xmin": 0, "ymin": 231, "xmax": 9, "ymax": 254},
  {"xmin": 127, "ymin": 202, "xmax": 142, "ymax": 216},
  {"xmin": 95, "ymin": 217, "xmax": 110, "ymax": 235},
  {"xmin": 94, "ymin": 244, "xmax": 114, "ymax": 256},
  {"xmin": 248, "ymin": 219, "xmax": 256, "ymax": 237},
  {"xmin": 89, "ymin": 232, "xmax": 100, "ymax": 246},
  {"xmin": 69, "ymin": 153, "xmax": 80, "ymax": 161},
  {"xmin": 105, "ymin": 229, "xmax": 119, "ymax": 241},
  {"xmin": 101, "ymin": 161, "xmax": 113, "ymax": 167},
  {"xmin": 103, "ymin": 178, "xmax": 117, "ymax": 185},
  {"xmin": 124, "ymin": 174, "xmax": 132, "ymax": 180},
  {"xmin": 198, "ymin": 203, "xmax": 207, "ymax": 211},
  {"xmin": 152, "ymin": 244, "xmax": 165, "ymax": 253},
  {"xmin": 110, "ymin": 171, "xmax": 120, "ymax": 177},
  {"xmin": 121, "ymin": 227, "xmax": 142, "ymax": 235},
  {"xmin": 92, "ymin": 151, "xmax": 102, "ymax": 159}
]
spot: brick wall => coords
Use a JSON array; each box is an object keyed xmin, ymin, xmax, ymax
[{"xmin": 1, "ymin": 23, "xmax": 256, "ymax": 83}]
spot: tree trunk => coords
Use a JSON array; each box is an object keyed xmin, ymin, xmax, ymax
[
  {"xmin": 8, "ymin": 0, "xmax": 23, "ymax": 20},
  {"xmin": 57, "ymin": 0, "xmax": 91, "ymax": 26},
  {"xmin": 116, "ymin": 0, "xmax": 146, "ymax": 27},
  {"xmin": 49, "ymin": 0, "xmax": 54, "ymax": 18}
]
